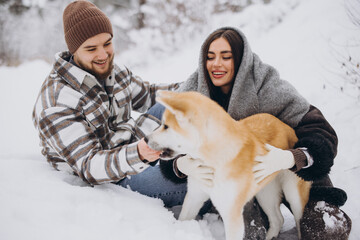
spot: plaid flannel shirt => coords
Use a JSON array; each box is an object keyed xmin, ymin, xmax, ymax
[{"xmin": 32, "ymin": 51, "xmax": 179, "ymax": 185}]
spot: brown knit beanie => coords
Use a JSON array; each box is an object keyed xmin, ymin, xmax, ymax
[{"xmin": 63, "ymin": 1, "xmax": 113, "ymax": 54}]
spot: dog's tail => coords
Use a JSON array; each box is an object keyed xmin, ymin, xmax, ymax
[{"xmin": 309, "ymin": 186, "xmax": 347, "ymax": 207}]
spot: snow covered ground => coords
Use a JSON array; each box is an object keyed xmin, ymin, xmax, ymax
[{"xmin": 0, "ymin": 0, "xmax": 359, "ymax": 239}]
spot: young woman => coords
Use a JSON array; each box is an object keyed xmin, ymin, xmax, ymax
[{"xmin": 147, "ymin": 27, "xmax": 352, "ymax": 239}]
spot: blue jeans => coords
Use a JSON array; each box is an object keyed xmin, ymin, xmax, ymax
[
  {"xmin": 117, "ymin": 165, "xmax": 187, "ymax": 208},
  {"xmin": 146, "ymin": 102, "xmax": 166, "ymax": 120},
  {"xmin": 116, "ymin": 103, "xmax": 188, "ymax": 208}
]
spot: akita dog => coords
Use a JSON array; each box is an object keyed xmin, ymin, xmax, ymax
[{"xmin": 146, "ymin": 91, "xmax": 311, "ymax": 240}]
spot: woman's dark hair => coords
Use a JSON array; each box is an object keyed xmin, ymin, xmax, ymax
[{"xmin": 201, "ymin": 28, "xmax": 244, "ymax": 110}]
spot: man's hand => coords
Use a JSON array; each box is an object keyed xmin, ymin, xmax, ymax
[
  {"xmin": 137, "ymin": 138, "xmax": 161, "ymax": 162},
  {"xmin": 176, "ymin": 155, "xmax": 214, "ymax": 187},
  {"xmin": 253, "ymin": 144, "xmax": 295, "ymax": 184}
]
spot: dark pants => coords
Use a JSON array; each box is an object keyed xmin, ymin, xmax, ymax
[{"xmin": 243, "ymin": 176, "xmax": 352, "ymax": 239}]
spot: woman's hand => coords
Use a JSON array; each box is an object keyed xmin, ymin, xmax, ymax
[
  {"xmin": 176, "ymin": 155, "xmax": 214, "ymax": 187},
  {"xmin": 253, "ymin": 144, "xmax": 295, "ymax": 184}
]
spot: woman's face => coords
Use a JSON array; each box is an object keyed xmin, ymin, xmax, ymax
[{"xmin": 206, "ymin": 37, "xmax": 235, "ymax": 94}]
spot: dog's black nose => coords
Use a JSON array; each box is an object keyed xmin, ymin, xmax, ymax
[{"xmin": 144, "ymin": 136, "xmax": 149, "ymax": 143}]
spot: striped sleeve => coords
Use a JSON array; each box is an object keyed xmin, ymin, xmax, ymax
[
  {"xmin": 37, "ymin": 106, "xmax": 149, "ymax": 185},
  {"xmin": 125, "ymin": 68, "xmax": 179, "ymax": 112}
]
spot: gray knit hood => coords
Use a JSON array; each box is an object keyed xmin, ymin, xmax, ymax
[{"xmin": 178, "ymin": 27, "xmax": 309, "ymax": 127}]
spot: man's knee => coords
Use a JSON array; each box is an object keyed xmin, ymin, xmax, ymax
[{"xmin": 147, "ymin": 103, "xmax": 165, "ymax": 120}]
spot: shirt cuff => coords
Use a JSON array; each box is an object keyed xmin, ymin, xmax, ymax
[
  {"xmin": 288, "ymin": 148, "xmax": 308, "ymax": 172},
  {"xmin": 173, "ymin": 157, "xmax": 187, "ymax": 179},
  {"xmin": 298, "ymin": 147, "xmax": 314, "ymax": 168},
  {"xmin": 125, "ymin": 141, "xmax": 150, "ymax": 173}
]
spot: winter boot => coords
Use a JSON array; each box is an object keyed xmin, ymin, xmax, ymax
[
  {"xmin": 243, "ymin": 198, "xmax": 268, "ymax": 240},
  {"xmin": 300, "ymin": 200, "xmax": 352, "ymax": 240}
]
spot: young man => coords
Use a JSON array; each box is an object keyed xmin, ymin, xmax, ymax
[{"xmin": 32, "ymin": 0, "xmax": 188, "ymax": 207}]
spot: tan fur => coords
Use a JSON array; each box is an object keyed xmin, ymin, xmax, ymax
[
  {"xmin": 147, "ymin": 91, "xmax": 311, "ymax": 240},
  {"xmin": 298, "ymin": 180, "xmax": 312, "ymax": 210}
]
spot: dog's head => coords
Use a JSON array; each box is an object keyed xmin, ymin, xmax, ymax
[{"xmin": 146, "ymin": 91, "xmax": 228, "ymax": 160}]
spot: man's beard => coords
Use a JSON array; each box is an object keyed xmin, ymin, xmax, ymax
[{"xmin": 77, "ymin": 54, "xmax": 114, "ymax": 81}]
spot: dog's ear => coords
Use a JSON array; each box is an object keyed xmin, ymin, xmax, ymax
[{"xmin": 156, "ymin": 91, "xmax": 187, "ymax": 123}]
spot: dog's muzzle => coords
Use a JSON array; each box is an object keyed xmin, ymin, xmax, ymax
[{"xmin": 159, "ymin": 148, "xmax": 175, "ymax": 159}]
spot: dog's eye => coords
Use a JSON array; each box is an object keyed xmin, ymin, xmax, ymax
[{"xmin": 163, "ymin": 124, "xmax": 169, "ymax": 130}]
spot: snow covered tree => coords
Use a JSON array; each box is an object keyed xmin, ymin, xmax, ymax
[
  {"xmin": 339, "ymin": 0, "xmax": 360, "ymax": 100},
  {"xmin": 0, "ymin": 0, "xmax": 274, "ymax": 66}
]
